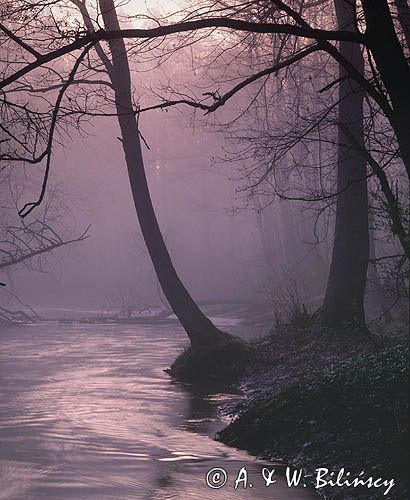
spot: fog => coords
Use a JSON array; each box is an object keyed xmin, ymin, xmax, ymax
[
  {"xmin": 3, "ymin": 66, "xmax": 332, "ymax": 316},
  {"xmin": 1, "ymin": 100, "xmax": 395, "ymax": 319},
  {"xmin": 0, "ymin": 0, "xmax": 406, "ymax": 327},
  {"xmin": 5, "ymin": 109, "xmax": 272, "ymax": 313},
  {"xmin": 1, "ymin": 3, "xmax": 409, "ymax": 499}
]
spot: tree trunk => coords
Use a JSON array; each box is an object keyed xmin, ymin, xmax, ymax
[
  {"xmin": 322, "ymin": 0, "xmax": 369, "ymax": 328},
  {"xmin": 99, "ymin": 0, "xmax": 224, "ymax": 348},
  {"xmin": 361, "ymin": 0, "xmax": 410, "ymax": 179},
  {"xmin": 367, "ymin": 212, "xmax": 385, "ymax": 315}
]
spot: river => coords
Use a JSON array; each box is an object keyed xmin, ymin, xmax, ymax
[{"xmin": 0, "ymin": 320, "xmax": 316, "ymax": 499}]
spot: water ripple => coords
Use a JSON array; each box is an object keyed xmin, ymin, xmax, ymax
[{"xmin": 0, "ymin": 323, "xmax": 315, "ymax": 499}]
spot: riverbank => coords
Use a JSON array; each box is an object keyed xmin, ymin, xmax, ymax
[{"xmin": 216, "ymin": 324, "xmax": 409, "ymax": 499}]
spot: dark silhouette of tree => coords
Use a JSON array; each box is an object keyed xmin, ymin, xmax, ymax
[
  {"xmin": 0, "ymin": 0, "xmax": 408, "ymax": 333},
  {"xmin": 321, "ymin": 0, "xmax": 369, "ymax": 328},
  {"xmin": 0, "ymin": 220, "xmax": 89, "ymax": 273},
  {"xmin": 94, "ymin": 0, "xmax": 226, "ymax": 348},
  {"xmin": 0, "ymin": 182, "xmax": 90, "ymax": 311}
]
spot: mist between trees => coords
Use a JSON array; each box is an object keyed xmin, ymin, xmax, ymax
[{"xmin": 0, "ymin": 0, "xmax": 408, "ymax": 337}]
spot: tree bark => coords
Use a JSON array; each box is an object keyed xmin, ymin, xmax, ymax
[
  {"xmin": 394, "ymin": 0, "xmax": 410, "ymax": 49},
  {"xmin": 367, "ymin": 212, "xmax": 385, "ymax": 313},
  {"xmin": 98, "ymin": 0, "xmax": 224, "ymax": 348},
  {"xmin": 322, "ymin": 0, "xmax": 369, "ymax": 328},
  {"xmin": 361, "ymin": 0, "xmax": 410, "ymax": 179}
]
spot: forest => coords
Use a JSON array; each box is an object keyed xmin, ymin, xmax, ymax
[{"xmin": 0, "ymin": 1, "xmax": 409, "ymax": 499}]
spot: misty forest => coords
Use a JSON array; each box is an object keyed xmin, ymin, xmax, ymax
[{"xmin": 0, "ymin": 0, "xmax": 409, "ymax": 499}]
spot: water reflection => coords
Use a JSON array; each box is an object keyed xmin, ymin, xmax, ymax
[
  {"xmin": 0, "ymin": 323, "xmax": 315, "ymax": 499},
  {"xmin": 168, "ymin": 380, "xmax": 241, "ymax": 435}
]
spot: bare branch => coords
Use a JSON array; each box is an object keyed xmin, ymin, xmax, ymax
[
  {"xmin": 139, "ymin": 43, "xmax": 320, "ymax": 115},
  {"xmin": 18, "ymin": 43, "xmax": 95, "ymax": 218},
  {"xmin": 0, "ymin": 19, "xmax": 366, "ymax": 89},
  {"xmin": 0, "ymin": 22, "xmax": 41, "ymax": 59},
  {"xmin": 0, "ymin": 225, "xmax": 91, "ymax": 271},
  {"xmin": 340, "ymin": 123, "xmax": 409, "ymax": 258}
]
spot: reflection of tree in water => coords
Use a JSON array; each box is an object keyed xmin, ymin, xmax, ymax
[
  {"xmin": 170, "ymin": 381, "xmax": 242, "ymax": 436},
  {"xmin": 149, "ymin": 464, "xmax": 175, "ymax": 500}
]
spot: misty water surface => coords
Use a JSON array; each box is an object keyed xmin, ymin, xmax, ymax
[{"xmin": 0, "ymin": 320, "xmax": 316, "ymax": 499}]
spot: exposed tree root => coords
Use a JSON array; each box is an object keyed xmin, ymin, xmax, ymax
[{"xmin": 165, "ymin": 331, "xmax": 255, "ymax": 385}]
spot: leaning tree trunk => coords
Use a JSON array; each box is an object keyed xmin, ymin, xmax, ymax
[
  {"xmin": 322, "ymin": 0, "xmax": 369, "ymax": 328},
  {"xmin": 99, "ymin": 0, "xmax": 224, "ymax": 348}
]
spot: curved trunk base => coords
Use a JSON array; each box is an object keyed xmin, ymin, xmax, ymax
[
  {"xmin": 99, "ymin": 0, "xmax": 227, "ymax": 350},
  {"xmin": 176, "ymin": 315, "xmax": 227, "ymax": 350}
]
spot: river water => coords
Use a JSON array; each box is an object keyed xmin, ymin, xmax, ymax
[{"xmin": 0, "ymin": 320, "xmax": 315, "ymax": 499}]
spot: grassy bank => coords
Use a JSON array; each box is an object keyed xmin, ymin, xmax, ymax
[{"xmin": 217, "ymin": 328, "xmax": 409, "ymax": 499}]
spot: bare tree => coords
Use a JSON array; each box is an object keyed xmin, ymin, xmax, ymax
[
  {"xmin": 0, "ymin": 219, "xmax": 89, "ymax": 274},
  {"xmin": 0, "ymin": 0, "xmax": 408, "ymax": 334},
  {"xmin": 0, "ymin": 175, "xmax": 90, "ymax": 317},
  {"xmin": 93, "ymin": 0, "xmax": 227, "ymax": 348},
  {"xmin": 322, "ymin": 0, "xmax": 369, "ymax": 328}
]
